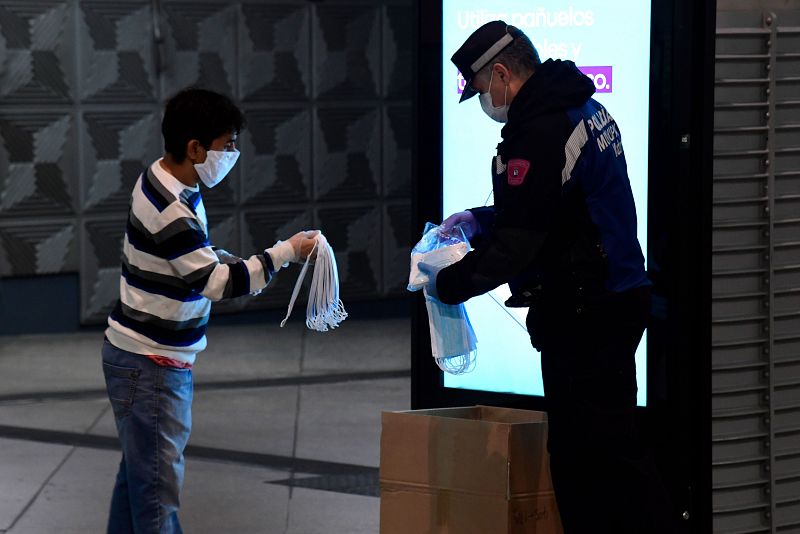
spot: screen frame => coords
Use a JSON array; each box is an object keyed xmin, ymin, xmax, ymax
[{"xmin": 411, "ymin": 0, "xmax": 715, "ymax": 529}]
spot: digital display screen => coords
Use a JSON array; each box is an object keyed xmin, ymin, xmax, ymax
[{"xmin": 441, "ymin": 0, "xmax": 651, "ymax": 406}]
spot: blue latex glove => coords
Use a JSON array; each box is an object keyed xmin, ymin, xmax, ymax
[
  {"xmin": 441, "ymin": 210, "xmax": 477, "ymax": 240},
  {"xmin": 417, "ymin": 262, "xmax": 441, "ymax": 300}
]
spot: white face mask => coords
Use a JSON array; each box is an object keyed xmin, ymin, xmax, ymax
[
  {"xmin": 195, "ymin": 149, "xmax": 240, "ymax": 188},
  {"xmin": 479, "ymin": 69, "xmax": 509, "ymax": 123}
]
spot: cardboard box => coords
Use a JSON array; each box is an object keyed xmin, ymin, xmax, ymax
[{"xmin": 380, "ymin": 406, "xmax": 562, "ymax": 534}]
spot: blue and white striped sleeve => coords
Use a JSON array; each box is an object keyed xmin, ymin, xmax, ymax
[{"xmin": 163, "ymin": 203, "xmax": 273, "ymax": 301}]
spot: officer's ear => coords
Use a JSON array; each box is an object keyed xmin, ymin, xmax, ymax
[{"xmin": 492, "ymin": 63, "xmax": 512, "ymax": 85}]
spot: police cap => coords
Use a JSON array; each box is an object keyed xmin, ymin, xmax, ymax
[{"xmin": 451, "ymin": 21, "xmax": 518, "ymax": 103}]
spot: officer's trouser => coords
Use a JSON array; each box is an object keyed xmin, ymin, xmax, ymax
[{"xmin": 529, "ymin": 286, "xmax": 675, "ymax": 534}]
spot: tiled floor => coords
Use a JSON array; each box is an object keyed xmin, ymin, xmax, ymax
[{"xmin": 0, "ymin": 317, "xmax": 410, "ymax": 534}]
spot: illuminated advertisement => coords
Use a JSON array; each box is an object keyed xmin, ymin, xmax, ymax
[{"xmin": 441, "ymin": 0, "xmax": 651, "ymax": 406}]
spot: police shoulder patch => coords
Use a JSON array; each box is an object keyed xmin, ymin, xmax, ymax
[{"xmin": 507, "ymin": 159, "xmax": 530, "ymax": 186}]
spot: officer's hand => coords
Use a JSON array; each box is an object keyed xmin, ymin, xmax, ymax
[
  {"xmin": 441, "ymin": 211, "xmax": 477, "ymax": 240},
  {"xmin": 418, "ymin": 262, "xmax": 441, "ymax": 300}
]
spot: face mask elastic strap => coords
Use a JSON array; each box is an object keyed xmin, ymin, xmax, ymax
[
  {"xmin": 279, "ymin": 233, "xmax": 348, "ymax": 331},
  {"xmin": 280, "ymin": 239, "xmax": 318, "ymax": 328}
]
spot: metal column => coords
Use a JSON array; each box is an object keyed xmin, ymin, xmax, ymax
[{"xmin": 713, "ymin": 9, "xmax": 800, "ymax": 534}]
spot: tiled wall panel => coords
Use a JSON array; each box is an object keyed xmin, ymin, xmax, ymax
[{"xmin": 0, "ymin": 0, "xmax": 413, "ymax": 324}]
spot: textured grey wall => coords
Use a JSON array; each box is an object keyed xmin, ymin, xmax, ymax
[{"xmin": 0, "ymin": 0, "xmax": 413, "ymax": 324}]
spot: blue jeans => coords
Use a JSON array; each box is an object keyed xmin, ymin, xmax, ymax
[{"xmin": 102, "ymin": 339, "xmax": 193, "ymax": 534}]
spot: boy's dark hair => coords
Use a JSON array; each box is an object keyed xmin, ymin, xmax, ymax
[{"xmin": 162, "ymin": 88, "xmax": 245, "ymax": 163}]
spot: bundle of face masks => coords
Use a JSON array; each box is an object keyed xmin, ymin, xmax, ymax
[
  {"xmin": 408, "ymin": 223, "xmax": 478, "ymax": 375},
  {"xmin": 280, "ymin": 232, "xmax": 348, "ymax": 332}
]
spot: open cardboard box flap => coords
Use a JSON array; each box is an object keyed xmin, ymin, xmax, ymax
[{"xmin": 380, "ymin": 405, "xmax": 552, "ymax": 497}]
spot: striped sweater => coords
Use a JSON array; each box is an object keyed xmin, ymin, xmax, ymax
[{"xmin": 105, "ymin": 159, "xmax": 273, "ymax": 365}]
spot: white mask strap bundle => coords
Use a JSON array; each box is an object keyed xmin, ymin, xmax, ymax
[{"xmin": 280, "ymin": 233, "xmax": 348, "ymax": 331}]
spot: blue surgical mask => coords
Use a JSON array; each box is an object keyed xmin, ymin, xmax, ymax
[{"xmin": 424, "ymin": 294, "xmax": 478, "ymax": 374}]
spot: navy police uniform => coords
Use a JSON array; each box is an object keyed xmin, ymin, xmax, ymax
[{"xmin": 440, "ymin": 22, "xmax": 674, "ymax": 534}]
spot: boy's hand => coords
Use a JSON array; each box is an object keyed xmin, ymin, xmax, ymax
[
  {"xmin": 291, "ymin": 230, "xmax": 320, "ymax": 263},
  {"xmin": 266, "ymin": 230, "xmax": 321, "ymax": 271}
]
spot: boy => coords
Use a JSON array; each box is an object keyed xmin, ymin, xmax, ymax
[{"xmin": 101, "ymin": 88, "xmax": 318, "ymax": 533}]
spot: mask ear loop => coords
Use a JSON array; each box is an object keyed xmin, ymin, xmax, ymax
[
  {"xmin": 306, "ymin": 233, "xmax": 348, "ymax": 331},
  {"xmin": 280, "ymin": 233, "xmax": 348, "ymax": 331},
  {"xmin": 280, "ymin": 239, "xmax": 319, "ymax": 328},
  {"xmin": 493, "ymin": 70, "xmax": 509, "ymax": 110}
]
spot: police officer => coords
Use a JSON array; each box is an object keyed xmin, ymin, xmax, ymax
[{"xmin": 420, "ymin": 21, "xmax": 674, "ymax": 534}]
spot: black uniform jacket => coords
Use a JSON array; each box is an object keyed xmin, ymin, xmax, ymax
[{"xmin": 436, "ymin": 59, "xmax": 604, "ymax": 306}]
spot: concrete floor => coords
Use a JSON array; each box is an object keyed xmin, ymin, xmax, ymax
[{"xmin": 0, "ymin": 317, "xmax": 410, "ymax": 534}]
